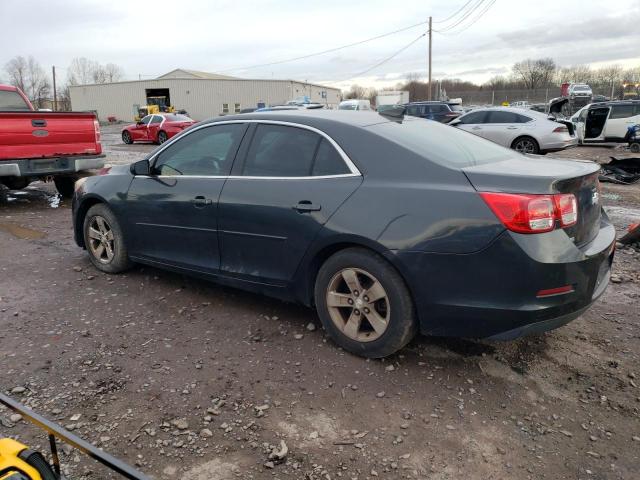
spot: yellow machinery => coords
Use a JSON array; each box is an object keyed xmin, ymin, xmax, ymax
[
  {"xmin": 133, "ymin": 96, "xmax": 177, "ymax": 121},
  {"xmin": 0, "ymin": 393, "xmax": 148, "ymax": 479}
]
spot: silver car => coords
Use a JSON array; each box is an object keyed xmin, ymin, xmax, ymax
[{"xmin": 450, "ymin": 107, "xmax": 578, "ymax": 154}]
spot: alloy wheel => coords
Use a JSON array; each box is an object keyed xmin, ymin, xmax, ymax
[
  {"xmin": 88, "ymin": 215, "xmax": 115, "ymax": 264},
  {"xmin": 326, "ymin": 268, "xmax": 390, "ymax": 342},
  {"xmin": 158, "ymin": 132, "xmax": 167, "ymax": 144},
  {"xmin": 514, "ymin": 139, "xmax": 536, "ymax": 154}
]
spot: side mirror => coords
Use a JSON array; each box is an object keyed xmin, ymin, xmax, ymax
[{"xmin": 130, "ymin": 159, "xmax": 150, "ymax": 176}]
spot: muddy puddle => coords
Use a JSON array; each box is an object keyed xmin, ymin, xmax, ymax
[{"xmin": 0, "ymin": 222, "xmax": 46, "ymax": 239}]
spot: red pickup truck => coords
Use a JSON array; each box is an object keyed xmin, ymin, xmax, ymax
[{"xmin": 0, "ymin": 84, "xmax": 104, "ymax": 197}]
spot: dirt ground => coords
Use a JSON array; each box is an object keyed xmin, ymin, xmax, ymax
[{"xmin": 1, "ymin": 124, "xmax": 639, "ymax": 480}]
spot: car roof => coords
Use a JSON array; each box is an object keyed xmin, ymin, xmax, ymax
[
  {"xmin": 590, "ymin": 100, "xmax": 640, "ymax": 107},
  {"xmin": 205, "ymin": 109, "xmax": 392, "ymax": 128},
  {"xmin": 0, "ymin": 84, "xmax": 18, "ymax": 92}
]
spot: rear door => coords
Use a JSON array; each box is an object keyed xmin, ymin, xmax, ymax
[
  {"xmin": 125, "ymin": 122, "xmax": 248, "ymax": 272},
  {"xmin": 218, "ymin": 122, "xmax": 362, "ymax": 286},
  {"xmin": 480, "ymin": 110, "xmax": 527, "ymax": 147},
  {"xmin": 604, "ymin": 104, "xmax": 638, "ymax": 140}
]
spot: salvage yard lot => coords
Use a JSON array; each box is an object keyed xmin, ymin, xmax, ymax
[{"xmin": 1, "ymin": 124, "xmax": 639, "ymax": 479}]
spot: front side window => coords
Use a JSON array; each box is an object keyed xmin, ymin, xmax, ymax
[
  {"xmin": 153, "ymin": 124, "xmax": 245, "ymax": 176},
  {"xmin": 458, "ymin": 111, "xmax": 487, "ymax": 124},
  {"xmin": 610, "ymin": 105, "xmax": 634, "ymax": 119},
  {"xmin": 140, "ymin": 115, "xmax": 152, "ymax": 125},
  {"xmin": 0, "ymin": 90, "xmax": 31, "ymax": 110}
]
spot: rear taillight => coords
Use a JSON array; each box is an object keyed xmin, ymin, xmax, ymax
[
  {"xmin": 94, "ymin": 120, "xmax": 101, "ymax": 142},
  {"xmin": 552, "ymin": 125, "xmax": 568, "ymax": 133},
  {"xmin": 480, "ymin": 192, "xmax": 578, "ymax": 234}
]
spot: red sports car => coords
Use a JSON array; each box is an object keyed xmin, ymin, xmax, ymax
[{"xmin": 121, "ymin": 113, "xmax": 195, "ymax": 145}]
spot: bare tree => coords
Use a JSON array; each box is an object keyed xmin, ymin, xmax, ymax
[
  {"xmin": 344, "ymin": 84, "xmax": 368, "ymax": 100},
  {"xmin": 513, "ymin": 58, "xmax": 556, "ymax": 90},
  {"xmin": 4, "ymin": 55, "xmax": 50, "ymax": 106},
  {"xmin": 104, "ymin": 63, "xmax": 124, "ymax": 82}
]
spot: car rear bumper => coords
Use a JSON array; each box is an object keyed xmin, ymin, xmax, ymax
[
  {"xmin": 540, "ymin": 135, "xmax": 579, "ymax": 153},
  {"xmin": 0, "ymin": 155, "xmax": 105, "ymax": 178},
  {"xmin": 395, "ymin": 212, "xmax": 615, "ymax": 339}
]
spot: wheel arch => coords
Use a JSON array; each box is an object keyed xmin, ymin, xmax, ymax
[
  {"xmin": 74, "ymin": 194, "xmax": 107, "ymax": 248},
  {"xmin": 294, "ymin": 235, "xmax": 416, "ymax": 308}
]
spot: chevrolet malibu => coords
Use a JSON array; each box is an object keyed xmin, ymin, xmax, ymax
[{"xmin": 72, "ymin": 110, "xmax": 614, "ymax": 358}]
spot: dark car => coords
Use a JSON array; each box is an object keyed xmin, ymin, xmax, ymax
[
  {"xmin": 403, "ymin": 101, "xmax": 463, "ymax": 123},
  {"xmin": 72, "ymin": 110, "xmax": 614, "ymax": 358}
]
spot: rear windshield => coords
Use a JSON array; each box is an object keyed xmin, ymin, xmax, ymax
[
  {"xmin": 0, "ymin": 90, "xmax": 31, "ymax": 110},
  {"xmin": 163, "ymin": 114, "xmax": 192, "ymax": 122},
  {"xmin": 369, "ymin": 117, "xmax": 512, "ymax": 167}
]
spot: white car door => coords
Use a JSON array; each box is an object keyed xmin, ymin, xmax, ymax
[
  {"xmin": 572, "ymin": 107, "xmax": 587, "ymax": 142},
  {"xmin": 479, "ymin": 110, "xmax": 525, "ymax": 147},
  {"xmin": 454, "ymin": 110, "xmax": 489, "ymax": 139},
  {"xmin": 604, "ymin": 104, "xmax": 640, "ymax": 140}
]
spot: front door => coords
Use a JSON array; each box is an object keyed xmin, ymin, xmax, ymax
[
  {"xmin": 146, "ymin": 114, "xmax": 164, "ymax": 142},
  {"xmin": 218, "ymin": 123, "xmax": 362, "ymax": 285},
  {"xmin": 125, "ymin": 122, "xmax": 248, "ymax": 273},
  {"xmin": 130, "ymin": 115, "xmax": 152, "ymax": 141},
  {"xmin": 455, "ymin": 110, "xmax": 489, "ymax": 139},
  {"xmin": 479, "ymin": 110, "xmax": 526, "ymax": 147}
]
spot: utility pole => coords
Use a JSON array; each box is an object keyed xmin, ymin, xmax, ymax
[
  {"xmin": 427, "ymin": 16, "xmax": 432, "ymax": 100},
  {"xmin": 52, "ymin": 66, "xmax": 58, "ymax": 111}
]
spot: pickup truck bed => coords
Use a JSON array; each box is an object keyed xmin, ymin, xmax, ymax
[{"xmin": 0, "ymin": 84, "xmax": 104, "ymax": 197}]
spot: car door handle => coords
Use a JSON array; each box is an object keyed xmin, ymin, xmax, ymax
[
  {"xmin": 293, "ymin": 201, "xmax": 321, "ymax": 213},
  {"xmin": 506, "ymin": 126, "xmax": 519, "ymax": 130},
  {"xmin": 192, "ymin": 196, "xmax": 213, "ymax": 207},
  {"xmin": 31, "ymin": 119, "xmax": 47, "ymax": 127}
]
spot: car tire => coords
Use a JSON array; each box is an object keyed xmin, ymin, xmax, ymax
[
  {"xmin": 122, "ymin": 131, "xmax": 133, "ymax": 144},
  {"xmin": 630, "ymin": 143, "xmax": 640, "ymax": 153},
  {"xmin": 53, "ymin": 176, "xmax": 77, "ymax": 198},
  {"xmin": 314, "ymin": 248, "xmax": 417, "ymax": 358},
  {"xmin": 157, "ymin": 131, "xmax": 168, "ymax": 144},
  {"xmin": 511, "ymin": 136, "xmax": 539, "ymax": 155},
  {"xmin": 83, "ymin": 204, "xmax": 133, "ymax": 274}
]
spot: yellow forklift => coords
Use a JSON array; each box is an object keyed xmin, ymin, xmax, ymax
[
  {"xmin": 133, "ymin": 96, "xmax": 176, "ymax": 122},
  {"xmin": 0, "ymin": 393, "xmax": 148, "ymax": 480}
]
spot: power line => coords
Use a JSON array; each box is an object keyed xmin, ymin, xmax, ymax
[
  {"xmin": 434, "ymin": 0, "xmax": 486, "ymax": 32},
  {"xmin": 433, "ymin": 0, "xmax": 475, "ymax": 23},
  {"xmin": 338, "ymin": 33, "xmax": 427, "ymax": 82},
  {"xmin": 435, "ymin": 0, "xmax": 496, "ymax": 35},
  {"xmin": 215, "ymin": 21, "xmax": 428, "ymax": 74}
]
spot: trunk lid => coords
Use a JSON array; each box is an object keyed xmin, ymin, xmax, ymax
[
  {"xmin": 0, "ymin": 111, "xmax": 101, "ymax": 160},
  {"xmin": 463, "ymin": 155, "xmax": 602, "ymax": 246}
]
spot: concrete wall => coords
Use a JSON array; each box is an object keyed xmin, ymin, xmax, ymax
[{"xmin": 69, "ymin": 79, "xmax": 341, "ymax": 122}]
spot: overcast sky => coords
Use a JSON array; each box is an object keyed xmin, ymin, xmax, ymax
[{"xmin": 1, "ymin": 0, "xmax": 638, "ymax": 89}]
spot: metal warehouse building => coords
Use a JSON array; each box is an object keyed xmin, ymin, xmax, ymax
[{"xmin": 69, "ymin": 68, "xmax": 342, "ymax": 122}]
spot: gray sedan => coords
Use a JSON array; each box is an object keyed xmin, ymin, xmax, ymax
[{"xmin": 450, "ymin": 107, "xmax": 577, "ymax": 154}]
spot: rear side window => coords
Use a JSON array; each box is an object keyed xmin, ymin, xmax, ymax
[
  {"xmin": 610, "ymin": 105, "xmax": 635, "ymax": 119},
  {"xmin": 150, "ymin": 115, "xmax": 163, "ymax": 124},
  {"xmin": 312, "ymin": 139, "xmax": 349, "ymax": 176},
  {"xmin": 0, "ymin": 90, "xmax": 30, "ymax": 110},
  {"xmin": 486, "ymin": 111, "xmax": 526, "ymax": 123},
  {"xmin": 370, "ymin": 118, "xmax": 512, "ymax": 167},
  {"xmin": 406, "ymin": 105, "xmax": 423, "ymax": 116},
  {"xmin": 243, "ymin": 124, "xmax": 319, "ymax": 177},
  {"xmin": 153, "ymin": 123, "xmax": 245, "ymax": 176}
]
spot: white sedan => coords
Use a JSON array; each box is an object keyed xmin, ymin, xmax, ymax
[{"xmin": 450, "ymin": 107, "xmax": 577, "ymax": 154}]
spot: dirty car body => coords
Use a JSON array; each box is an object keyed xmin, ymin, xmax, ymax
[{"xmin": 73, "ymin": 110, "xmax": 614, "ymax": 347}]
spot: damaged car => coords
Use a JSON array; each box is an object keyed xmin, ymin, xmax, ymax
[{"xmin": 571, "ymin": 100, "xmax": 640, "ymax": 144}]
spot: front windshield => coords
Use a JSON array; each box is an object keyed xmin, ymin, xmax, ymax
[
  {"xmin": 573, "ymin": 86, "xmax": 590, "ymax": 91},
  {"xmin": 164, "ymin": 114, "xmax": 192, "ymax": 122},
  {"xmin": 339, "ymin": 104, "xmax": 358, "ymax": 110}
]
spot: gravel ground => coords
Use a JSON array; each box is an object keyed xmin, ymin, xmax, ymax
[{"xmin": 0, "ymin": 124, "xmax": 639, "ymax": 480}]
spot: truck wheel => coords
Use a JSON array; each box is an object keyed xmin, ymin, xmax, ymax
[
  {"xmin": 83, "ymin": 204, "xmax": 132, "ymax": 273},
  {"xmin": 314, "ymin": 248, "xmax": 417, "ymax": 358},
  {"xmin": 2, "ymin": 177, "xmax": 30, "ymax": 190},
  {"xmin": 122, "ymin": 131, "xmax": 133, "ymax": 144},
  {"xmin": 53, "ymin": 176, "xmax": 77, "ymax": 198}
]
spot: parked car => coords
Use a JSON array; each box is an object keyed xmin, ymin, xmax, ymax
[
  {"xmin": 570, "ymin": 100, "xmax": 640, "ymax": 144},
  {"xmin": 72, "ymin": 110, "xmax": 613, "ymax": 358},
  {"xmin": 567, "ymin": 83, "xmax": 593, "ymax": 101},
  {"xmin": 450, "ymin": 107, "xmax": 577, "ymax": 154},
  {"xmin": 338, "ymin": 99, "xmax": 372, "ymax": 111},
  {"xmin": 0, "ymin": 84, "xmax": 104, "ymax": 197},
  {"xmin": 122, "ymin": 113, "xmax": 195, "ymax": 145},
  {"xmin": 403, "ymin": 101, "xmax": 463, "ymax": 123}
]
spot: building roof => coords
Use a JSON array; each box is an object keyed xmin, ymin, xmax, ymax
[{"xmin": 156, "ymin": 68, "xmax": 236, "ymax": 80}]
